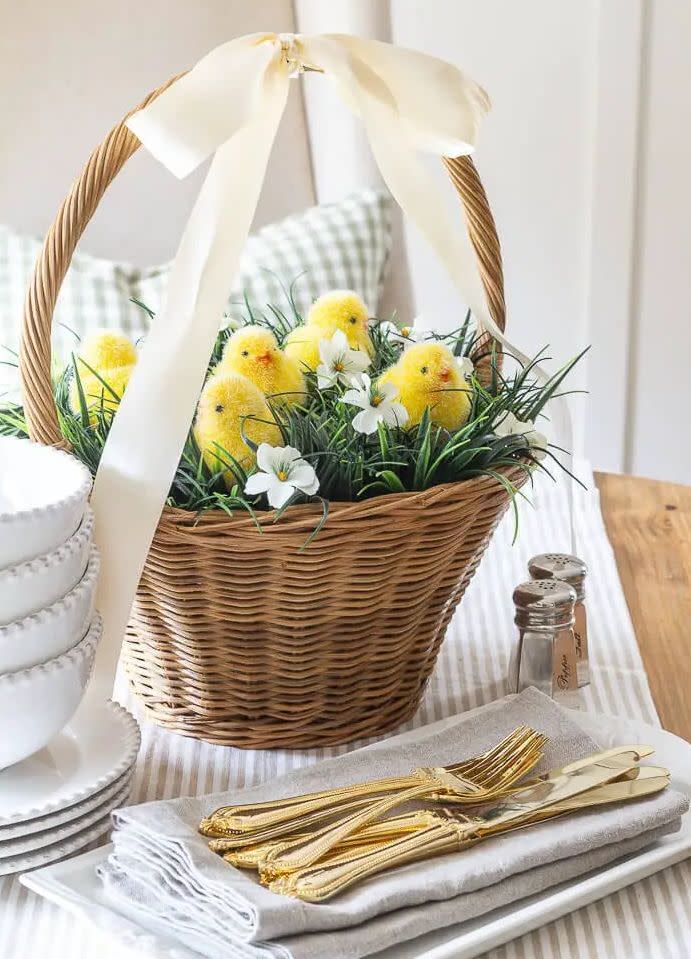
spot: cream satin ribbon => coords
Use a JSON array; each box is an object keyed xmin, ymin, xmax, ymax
[{"xmin": 88, "ymin": 32, "xmax": 572, "ymax": 698}]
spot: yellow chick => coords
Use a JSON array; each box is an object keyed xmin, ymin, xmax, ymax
[
  {"xmin": 306, "ymin": 290, "xmax": 372, "ymax": 349},
  {"xmin": 284, "ymin": 290, "xmax": 374, "ymax": 372},
  {"xmin": 78, "ymin": 330, "xmax": 138, "ymax": 370},
  {"xmin": 79, "ymin": 361, "xmax": 133, "ymax": 411},
  {"xmin": 378, "ymin": 342, "xmax": 472, "ymax": 431},
  {"xmin": 70, "ymin": 364, "xmax": 134, "ymax": 422},
  {"xmin": 69, "ymin": 332, "xmax": 138, "ymax": 424},
  {"xmin": 216, "ymin": 326, "xmax": 305, "ymax": 406},
  {"xmin": 193, "ymin": 373, "xmax": 282, "ymax": 489},
  {"xmin": 282, "ymin": 326, "xmax": 324, "ymax": 373}
]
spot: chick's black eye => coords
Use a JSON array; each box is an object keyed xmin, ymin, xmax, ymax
[
  {"xmin": 241, "ymin": 350, "xmax": 249, "ymax": 357},
  {"xmin": 215, "ymin": 403, "xmax": 224, "ymax": 413},
  {"xmin": 349, "ymin": 316, "xmax": 357, "ymax": 324},
  {"xmin": 420, "ymin": 366, "xmax": 429, "ymax": 375}
]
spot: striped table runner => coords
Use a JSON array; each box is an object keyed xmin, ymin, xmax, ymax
[{"xmin": 1, "ymin": 465, "xmax": 689, "ymax": 958}]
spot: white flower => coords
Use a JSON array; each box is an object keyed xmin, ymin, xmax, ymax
[
  {"xmin": 380, "ymin": 320, "xmax": 418, "ymax": 347},
  {"xmin": 244, "ymin": 444, "xmax": 319, "ymax": 509},
  {"xmin": 223, "ymin": 315, "xmax": 243, "ymax": 332},
  {"xmin": 494, "ymin": 411, "xmax": 548, "ymax": 460},
  {"xmin": 341, "ymin": 373, "xmax": 409, "ymax": 435},
  {"xmin": 316, "ymin": 330, "xmax": 370, "ymax": 388}
]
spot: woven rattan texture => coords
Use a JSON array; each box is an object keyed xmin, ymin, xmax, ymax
[
  {"xmin": 19, "ymin": 73, "xmax": 517, "ymax": 747},
  {"xmin": 124, "ymin": 473, "xmax": 523, "ymax": 747}
]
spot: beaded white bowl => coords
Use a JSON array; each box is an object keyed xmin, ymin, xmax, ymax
[
  {"xmin": 0, "ymin": 436, "xmax": 92, "ymax": 570},
  {"xmin": 0, "ymin": 508, "xmax": 94, "ymax": 626},
  {"xmin": 0, "ymin": 615, "xmax": 101, "ymax": 769},
  {"xmin": 0, "ymin": 548, "xmax": 99, "ymax": 673}
]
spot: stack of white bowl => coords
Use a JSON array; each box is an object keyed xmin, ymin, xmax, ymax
[{"xmin": 0, "ymin": 436, "xmax": 139, "ymax": 875}]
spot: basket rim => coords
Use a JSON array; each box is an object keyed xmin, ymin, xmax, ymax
[{"xmin": 160, "ymin": 462, "xmax": 529, "ymax": 535}]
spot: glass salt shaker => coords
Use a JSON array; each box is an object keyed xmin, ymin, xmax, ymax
[
  {"xmin": 528, "ymin": 553, "xmax": 589, "ymax": 687},
  {"xmin": 509, "ymin": 579, "xmax": 581, "ymax": 708}
]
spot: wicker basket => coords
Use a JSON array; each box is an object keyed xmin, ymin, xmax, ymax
[{"xmin": 19, "ymin": 78, "xmax": 524, "ymax": 749}]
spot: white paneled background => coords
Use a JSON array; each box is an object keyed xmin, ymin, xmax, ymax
[{"xmin": 1, "ymin": 0, "xmax": 689, "ymax": 483}]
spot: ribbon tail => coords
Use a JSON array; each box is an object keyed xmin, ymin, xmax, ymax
[
  {"xmin": 88, "ymin": 66, "xmax": 290, "ymax": 700},
  {"xmin": 355, "ymin": 92, "xmax": 577, "ymax": 551}
]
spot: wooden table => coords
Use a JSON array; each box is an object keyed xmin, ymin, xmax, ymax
[{"xmin": 595, "ymin": 472, "xmax": 691, "ymax": 742}]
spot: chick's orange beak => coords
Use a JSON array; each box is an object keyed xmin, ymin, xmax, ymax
[
  {"xmin": 256, "ymin": 351, "xmax": 273, "ymax": 364},
  {"xmin": 438, "ymin": 365, "xmax": 451, "ymax": 383}
]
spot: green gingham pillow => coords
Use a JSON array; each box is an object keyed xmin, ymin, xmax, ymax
[
  {"xmin": 134, "ymin": 188, "xmax": 392, "ymax": 319},
  {"xmin": 0, "ymin": 189, "xmax": 392, "ymax": 399},
  {"xmin": 0, "ymin": 226, "xmax": 147, "ymax": 400}
]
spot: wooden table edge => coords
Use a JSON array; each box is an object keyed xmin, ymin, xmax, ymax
[{"xmin": 594, "ymin": 471, "xmax": 691, "ymax": 742}]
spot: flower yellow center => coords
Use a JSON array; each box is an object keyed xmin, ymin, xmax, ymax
[
  {"xmin": 371, "ymin": 394, "xmax": 383, "ymax": 407},
  {"xmin": 334, "ymin": 361, "xmax": 345, "ymax": 372},
  {"xmin": 401, "ymin": 326, "xmax": 412, "ymax": 337},
  {"xmin": 277, "ymin": 470, "xmax": 288, "ymax": 481}
]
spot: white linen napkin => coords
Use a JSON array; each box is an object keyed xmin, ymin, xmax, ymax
[{"xmin": 99, "ymin": 688, "xmax": 687, "ymax": 959}]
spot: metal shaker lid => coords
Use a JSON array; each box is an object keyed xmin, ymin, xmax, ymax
[
  {"xmin": 513, "ymin": 578, "xmax": 576, "ymax": 630},
  {"xmin": 528, "ymin": 553, "xmax": 587, "ymax": 601}
]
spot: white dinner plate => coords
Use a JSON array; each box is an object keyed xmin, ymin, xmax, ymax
[
  {"xmin": 20, "ymin": 709, "xmax": 691, "ymax": 959},
  {"xmin": 2, "ymin": 814, "xmax": 114, "ymax": 878},
  {"xmin": 0, "ymin": 778, "xmax": 132, "ymax": 859},
  {"xmin": 0, "ymin": 699, "xmax": 139, "ymax": 826},
  {"xmin": 0, "ymin": 767, "xmax": 133, "ymax": 842}
]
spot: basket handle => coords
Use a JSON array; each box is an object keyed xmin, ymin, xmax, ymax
[{"xmin": 19, "ymin": 77, "xmax": 505, "ymax": 449}]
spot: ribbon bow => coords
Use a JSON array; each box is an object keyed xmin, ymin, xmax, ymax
[{"xmin": 88, "ymin": 32, "xmax": 562, "ymax": 695}]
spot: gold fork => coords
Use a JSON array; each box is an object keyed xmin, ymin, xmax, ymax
[
  {"xmin": 257, "ymin": 729, "xmax": 546, "ymax": 877},
  {"xmin": 211, "ymin": 730, "xmax": 545, "ymax": 875},
  {"xmin": 200, "ymin": 726, "xmax": 543, "ymax": 841},
  {"xmin": 266, "ymin": 751, "xmax": 665, "ymax": 901}
]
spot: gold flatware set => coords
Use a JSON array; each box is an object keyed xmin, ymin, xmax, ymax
[
  {"xmin": 201, "ymin": 726, "xmax": 545, "ymax": 838},
  {"xmin": 199, "ymin": 728, "xmax": 668, "ymax": 902}
]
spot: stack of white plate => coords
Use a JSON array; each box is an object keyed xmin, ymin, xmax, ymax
[
  {"xmin": 0, "ymin": 436, "xmax": 139, "ymax": 874},
  {"xmin": 0, "ymin": 700, "xmax": 140, "ymax": 875}
]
